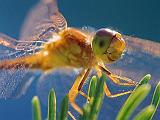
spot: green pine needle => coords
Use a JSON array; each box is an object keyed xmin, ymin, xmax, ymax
[
  {"xmin": 116, "ymin": 84, "xmax": 151, "ymax": 120},
  {"xmin": 48, "ymin": 88, "xmax": 56, "ymax": 120},
  {"xmin": 150, "ymin": 82, "xmax": 160, "ymax": 119},
  {"xmin": 32, "ymin": 96, "xmax": 42, "ymax": 120},
  {"xmin": 133, "ymin": 105, "xmax": 155, "ymax": 120},
  {"xmin": 88, "ymin": 76, "xmax": 97, "ymax": 103},
  {"xmin": 58, "ymin": 95, "xmax": 69, "ymax": 120},
  {"xmin": 80, "ymin": 74, "xmax": 105, "ymax": 120}
]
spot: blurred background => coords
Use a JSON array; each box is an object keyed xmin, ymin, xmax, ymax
[{"xmin": 0, "ymin": 0, "xmax": 159, "ymax": 120}]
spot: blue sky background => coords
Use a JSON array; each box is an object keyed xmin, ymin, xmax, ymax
[{"xmin": 0, "ymin": 0, "xmax": 159, "ymax": 120}]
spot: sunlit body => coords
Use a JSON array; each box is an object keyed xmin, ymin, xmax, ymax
[
  {"xmin": 0, "ymin": 27, "xmax": 124, "ymax": 70},
  {"xmin": 0, "ymin": 0, "xmax": 160, "ymax": 119}
]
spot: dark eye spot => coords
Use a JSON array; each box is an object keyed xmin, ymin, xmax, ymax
[{"xmin": 99, "ymin": 40, "xmax": 105, "ymax": 47}]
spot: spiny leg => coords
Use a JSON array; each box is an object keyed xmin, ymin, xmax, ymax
[
  {"xmin": 98, "ymin": 65, "xmax": 138, "ymax": 86},
  {"xmin": 104, "ymin": 82, "xmax": 132, "ymax": 98},
  {"xmin": 68, "ymin": 68, "xmax": 91, "ymax": 116},
  {"xmin": 79, "ymin": 90, "xmax": 90, "ymax": 101},
  {"xmin": 68, "ymin": 111, "xmax": 76, "ymax": 120},
  {"xmin": 95, "ymin": 65, "xmax": 134, "ymax": 98}
]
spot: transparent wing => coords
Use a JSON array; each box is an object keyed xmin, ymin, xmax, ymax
[
  {"xmin": 0, "ymin": 33, "xmax": 45, "ymax": 59},
  {"xmin": 107, "ymin": 36, "xmax": 160, "ymax": 86},
  {"xmin": 20, "ymin": 0, "xmax": 67, "ymax": 41},
  {"xmin": 0, "ymin": 33, "xmax": 42, "ymax": 98},
  {"xmin": 0, "ymin": 0, "xmax": 67, "ymax": 99}
]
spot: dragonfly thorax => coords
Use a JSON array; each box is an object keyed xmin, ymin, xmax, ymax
[{"xmin": 39, "ymin": 28, "xmax": 96, "ymax": 69}]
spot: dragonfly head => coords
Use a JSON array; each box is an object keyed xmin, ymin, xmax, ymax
[{"xmin": 92, "ymin": 28, "xmax": 126, "ymax": 63}]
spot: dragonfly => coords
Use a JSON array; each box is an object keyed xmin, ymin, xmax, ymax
[{"xmin": 0, "ymin": 0, "xmax": 160, "ymax": 119}]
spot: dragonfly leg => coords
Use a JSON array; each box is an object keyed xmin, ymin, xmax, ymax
[
  {"xmin": 104, "ymin": 82, "xmax": 132, "ymax": 98},
  {"xmin": 68, "ymin": 111, "xmax": 76, "ymax": 120},
  {"xmin": 95, "ymin": 66, "xmax": 132, "ymax": 98},
  {"xmin": 98, "ymin": 65, "xmax": 138, "ymax": 86},
  {"xmin": 79, "ymin": 90, "xmax": 90, "ymax": 101},
  {"xmin": 68, "ymin": 68, "xmax": 91, "ymax": 115}
]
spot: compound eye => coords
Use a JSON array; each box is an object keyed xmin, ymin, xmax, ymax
[{"xmin": 92, "ymin": 28, "xmax": 114, "ymax": 55}]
